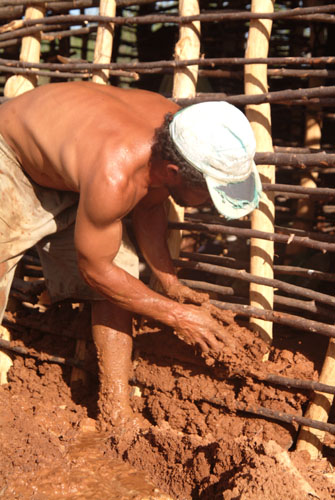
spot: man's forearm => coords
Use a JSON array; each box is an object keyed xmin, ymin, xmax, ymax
[
  {"xmin": 132, "ymin": 201, "xmax": 180, "ymax": 292},
  {"xmin": 82, "ymin": 261, "xmax": 183, "ymax": 327}
]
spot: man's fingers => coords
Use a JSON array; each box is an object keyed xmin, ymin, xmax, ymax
[
  {"xmin": 198, "ymin": 340, "xmax": 209, "ymax": 352},
  {"xmin": 214, "ymin": 329, "xmax": 237, "ymax": 353},
  {"xmin": 206, "ymin": 333, "xmax": 222, "ymax": 351}
]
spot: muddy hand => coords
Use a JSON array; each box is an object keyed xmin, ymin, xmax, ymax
[
  {"xmin": 166, "ymin": 283, "xmax": 209, "ymax": 305},
  {"xmin": 174, "ymin": 304, "xmax": 236, "ymax": 354}
]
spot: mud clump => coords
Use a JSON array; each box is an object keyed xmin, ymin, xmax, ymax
[{"xmin": 1, "ymin": 305, "xmax": 335, "ymax": 499}]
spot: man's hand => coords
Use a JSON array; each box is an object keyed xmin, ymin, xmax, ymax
[
  {"xmin": 165, "ymin": 282, "xmax": 209, "ymax": 305},
  {"xmin": 174, "ymin": 303, "xmax": 236, "ymax": 354}
]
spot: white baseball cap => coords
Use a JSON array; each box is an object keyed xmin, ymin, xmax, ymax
[{"xmin": 169, "ymin": 101, "xmax": 262, "ymax": 220}]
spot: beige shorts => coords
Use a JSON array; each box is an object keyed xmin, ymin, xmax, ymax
[{"xmin": 0, "ymin": 134, "xmax": 139, "ymax": 321}]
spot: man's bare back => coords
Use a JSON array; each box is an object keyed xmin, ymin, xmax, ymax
[{"xmin": 0, "ymin": 81, "xmax": 178, "ymax": 192}]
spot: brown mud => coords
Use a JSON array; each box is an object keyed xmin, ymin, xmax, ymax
[{"xmin": 1, "ymin": 303, "xmax": 335, "ymax": 499}]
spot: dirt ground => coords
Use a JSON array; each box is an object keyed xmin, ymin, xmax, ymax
[{"xmin": 1, "ymin": 300, "xmax": 335, "ymax": 500}]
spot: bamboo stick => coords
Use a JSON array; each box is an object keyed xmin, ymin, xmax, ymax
[
  {"xmin": 0, "ymin": 326, "xmax": 12, "ymax": 384},
  {"xmin": 295, "ymin": 169, "xmax": 335, "ymax": 460},
  {"xmin": 166, "ymin": 0, "xmax": 200, "ymax": 261},
  {"xmin": 71, "ymin": 0, "xmax": 117, "ymax": 386},
  {"xmin": 244, "ymin": 0, "xmax": 275, "ymax": 343},
  {"xmin": 92, "ymin": 0, "xmax": 116, "ymax": 84},
  {"xmin": 4, "ymin": 3, "xmax": 45, "ymax": 97},
  {"xmin": 296, "ymin": 339, "xmax": 335, "ymax": 458},
  {"xmin": 172, "ymin": 0, "xmax": 200, "ymax": 100},
  {"xmin": 70, "ymin": 339, "xmax": 88, "ymax": 385}
]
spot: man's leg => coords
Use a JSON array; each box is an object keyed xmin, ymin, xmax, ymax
[
  {"xmin": 0, "ymin": 257, "xmax": 22, "ymax": 383},
  {"xmin": 91, "ymin": 299, "xmax": 134, "ymax": 430}
]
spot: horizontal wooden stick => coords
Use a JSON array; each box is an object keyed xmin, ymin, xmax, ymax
[
  {"xmin": 180, "ymin": 278, "xmax": 335, "ymax": 320},
  {"xmin": 256, "ymin": 153, "xmax": 335, "ymax": 168},
  {"xmin": 180, "ymin": 251, "xmax": 335, "ymax": 283},
  {"xmin": 2, "ymin": 5, "xmax": 335, "ymax": 31},
  {"xmin": 264, "ymin": 374, "xmax": 335, "ymax": 395},
  {"xmin": 201, "ymin": 68, "xmax": 335, "ymax": 80},
  {"xmin": 175, "ymin": 259, "xmax": 335, "ymax": 307},
  {"xmin": 3, "ymin": 313, "xmax": 87, "ymax": 341},
  {"xmin": 0, "ymin": 63, "xmax": 137, "ymax": 79},
  {"xmin": 1, "ymin": 0, "xmax": 152, "ymax": 8},
  {"xmin": 170, "ymin": 221, "xmax": 335, "ymax": 252},
  {"xmin": 210, "ymin": 299, "xmax": 335, "ymax": 337},
  {"xmin": 177, "ymin": 86, "xmax": 335, "ymax": 107},
  {"xmin": 0, "ymin": 0, "xmax": 156, "ymax": 20},
  {"xmin": 0, "ymin": 336, "xmax": 83, "ymax": 368},
  {"xmin": 2, "ymin": 55, "xmax": 335, "ymax": 71},
  {"xmin": 234, "ymin": 402, "xmax": 335, "ymax": 435},
  {"xmin": 184, "ymin": 213, "xmax": 335, "ymax": 242}
]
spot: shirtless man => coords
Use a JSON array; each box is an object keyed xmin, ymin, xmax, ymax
[{"xmin": 0, "ymin": 81, "xmax": 261, "ymax": 429}]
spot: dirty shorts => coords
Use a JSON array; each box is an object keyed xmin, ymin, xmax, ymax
[{"xmin": 0, "ymin": 134, "xmax": 139, "ymax": 322}]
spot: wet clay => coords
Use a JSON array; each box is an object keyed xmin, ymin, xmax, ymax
[{"xmin": 1, "ymin": 304, "xmax": 335, "ymax": 499}]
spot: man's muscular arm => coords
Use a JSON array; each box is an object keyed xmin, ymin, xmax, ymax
[
  {"xmin": 132, "ymin": 189, "xmax": 208, "ymax": 304},
  {"xmin": 75, "ymin": 177, "xmax": 229, "ymax": 352}
]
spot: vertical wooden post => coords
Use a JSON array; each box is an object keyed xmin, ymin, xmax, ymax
[
  {"xmin": 172, "ymin": 0, "xmax": 200, "ymax": 101},
  {"xmin": 295, "ymin": 83, "xmax": 327, "ymax": 459},
  {"xmin": 4, "ymin": 4, "xmax": 45, "ymax": 97},
  {"xmin": 244, "ymin": 0, "xmax": 275, "ymax": 344},
  {"xmin": 296, "ymin": 339, "xmax": 335, "ymax": 458},
  {"xmin": 294, "ymin": 0, "xmax": 322, "ymax": 231},
  {"xmin": 70, "ymin": 317, "xmax": 88, "ymax": 387},
  {"xmin": 285, "ymin": 82, "xmax": 321, "ymax": 254},
  {"xmin": 0, "ymin": 326, "xmax": 12, "ymax": 385},
  {"xmin": 72, "ymin": 0, "xmax": 116, "ymax": 386},
  {"xmin": 92, "ymin": 0, "xmax": 116, "ymax": 85},
  {"xmin": 167, "ymin": 0, "xmax": 201, "ymax": 259},
  {"xmin": 1, "ymin": 4, "xmax": 45, "ymax": 384},
  {"xmin": 295, "ymin": 0, "xmax": 332, "ymax": 458}
]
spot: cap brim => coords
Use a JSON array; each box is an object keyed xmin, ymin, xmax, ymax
[{"xmin": 205, "ymin": 161, "xmax": 262, "ymax": 220}]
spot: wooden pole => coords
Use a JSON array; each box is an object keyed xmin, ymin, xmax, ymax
[
  {"xmin": 285, "ymin": 0, "xmax": 322, "ymax": 261},
  {"xmin": 92, "ymin": 0, "xmax": 116, "ymax": 84},
  {"xmin": 167, "ymin": 0, "xmax": 201, "ymax": 260},
  {"xmin": 296, "ymin": 339, "xmax": 335, "ymax": 458},
  {"xmin": 1, "ymin": 3, "xmax": 45, "ymax": 383},
  {"xmin": 0, "ymin": 325, "xmax": 12, "ymax": 384},
  {"xmin": 4, "ymin": 3, "xmax": 45, "ymax": 97},
  {"xmin": 244, "ymin": 0, "xmax": 275, "ymax": 344},
  {"xmin": 71, "ymin": 0, "xmax": 116, "ymax": 386},
  {"xmin": 295, "ymin": 0, "xmax": 334, "ymax": 459}
]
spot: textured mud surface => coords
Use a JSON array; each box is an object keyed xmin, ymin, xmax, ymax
[{"xmin": 1, "ymin": 303, "xmax": 335, "ymax": 499}]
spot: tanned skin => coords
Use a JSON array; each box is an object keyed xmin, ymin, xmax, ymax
[{"xmin": 0, "ymin": 81, "xmax": 230, "ymax": 429}]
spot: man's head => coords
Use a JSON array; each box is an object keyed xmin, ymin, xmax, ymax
[{"xmin": 153, "ymin": 101, "xmax": 262, "ymax": 219}]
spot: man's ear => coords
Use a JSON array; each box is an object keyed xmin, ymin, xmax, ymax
[{"xmin": 166, "ymin": 163, "xmax": 180, "ymax": 183}]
